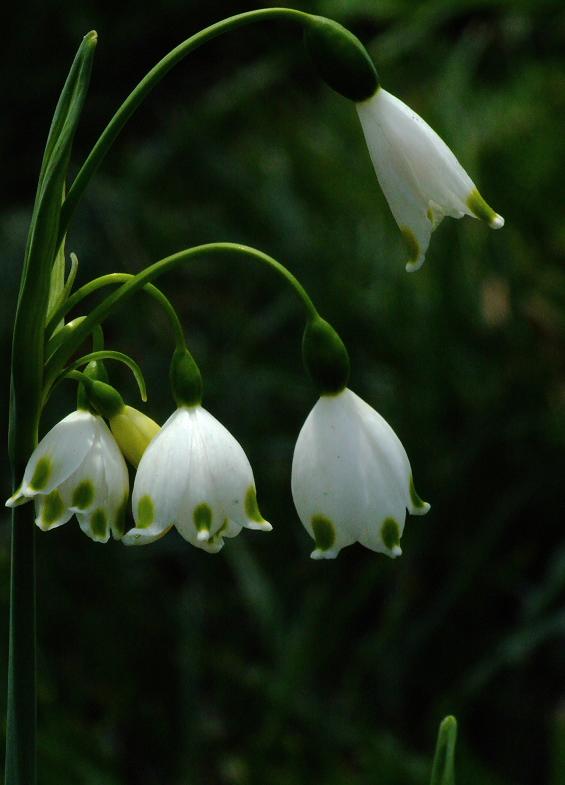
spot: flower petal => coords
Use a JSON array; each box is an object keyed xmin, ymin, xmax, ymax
[
  {"xmin": 292, "ymin": 391, "xmax": 373, "ymax": 558},
  {"xmin": 7, "ymin": 410, "xmax": 98, "ymax": 505},
  {"xmin": 96, "ymin": 419, "xmax": 130, "ymax": 539},
  {"xmin": 34, "ymin": 491, "xmax": 74, "ymax": 531},
  {"xmin": 292, "ymin": 389, "xmax": 428, "ymax": 559},
  {"xmin": 175, "ymin": 407, "xmax": 271, "ymax": 547},
  {"xmin": 126, "ymin": 408, "xmax": 192, "ymax": 545}
]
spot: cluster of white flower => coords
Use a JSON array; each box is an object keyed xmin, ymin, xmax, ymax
[
  {"xmin": 7, "ymin": 377, "xmax": 429, "ymax": 559},
  {"xmin": 6, "ymin": 400, "xmax": 271, "ymax": 554},
  {"xmin": 6, "ymin": 18, "xmax": 505, "ymax": 561}
]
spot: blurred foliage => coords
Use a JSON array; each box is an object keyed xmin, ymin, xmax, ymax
[{"xmin": 1, "ymin": 0, "xmax": 565, "ymax": 783}]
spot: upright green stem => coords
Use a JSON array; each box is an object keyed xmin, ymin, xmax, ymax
[
  {"xmin": 6, "ymin": 33, "xmax": 97, "ymax": 785},
  {"xmin": 4, "ymin": 505, "xmax": 36, "ymax": 785},
  {"xmin": 44, "ymin": 243, "xmax": 319, "ymax": 390},
  {"xmin": 59, "ymin": 8, "xmax": 311, "ymax": 241}
]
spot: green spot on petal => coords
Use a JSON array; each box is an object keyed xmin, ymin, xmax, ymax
[
  {"xmin": 72, "ymin": 480, "xmax": 94, "ymax": 510},
  {"xmin": 409, "ymin": 475, "xmax": 429, "ymax": 512},
  {"xmin": 311, "ymin": 514, "xmax": 336, "ymax": 551},
  {"xmin": 42, "ymin": 490, "xmax": 64, "ymax": 526},
  {"xmin": 244, "ymin": 486, "xmax": 264, "ymax": 523},
  {"xmin": 467, "ymin": 188, "xmax": 501, "ymax": 227},
  {"xmin": 91, "ymin": 509, "xmax": 107, "ymax": 538},
  {"xmin": 30, "ymin": 456, "xmax": 52, "ymax": 491},
  {"xmin": 381, "ymin": 517, "xmax": 401, "ymax": 551},
  {"xmin": 401, "ymin": 226, "xmax": 420, "ymax": 266},
  {"xmin": 137, "ymin": 495, "xmax": 154, "ymax": 529},
  {"xmin": 113, "ymin": 496, "xmax": 129, "ymax": 538},
  {"xmin": 193, "ymin": 503, "xmax": 212, "ymax": 532}
]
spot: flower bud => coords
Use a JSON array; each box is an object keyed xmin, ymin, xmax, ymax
[
  {"xmin": 304, "ymin": 16, "xmax": 379, "ymax": 102},
  {"xmin": 302, "ymin": 317, "xmax": 350, "ymax": 395},
  {"xmin": 110, "ymin": 405, "xmax": 160, "ymax": 467}
]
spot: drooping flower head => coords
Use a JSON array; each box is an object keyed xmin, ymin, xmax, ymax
[
  {"xmin": 122, "ymin": 405, "xmax": 271, "ymax": 551},
  {"xmin": 303, "ymin": 15, "xmax": 504, "ymax": 271},
  {"xmin": 356, "ymin": 88, "xmax": 504, "ymax": 271},
  {"xmin": 122, "ymin": 346, "xmax": 271, "ymax": 551},
  {"xmin": 292, "ymin": 388, "xmax": 429, "ymax": 559},
  {"xmin": 6, "ymin": 409, "xmax": 129, "ymax": 543},
  {"xmin": 294, "ymin": 316, "xmax": 429, "ymax": 558}
]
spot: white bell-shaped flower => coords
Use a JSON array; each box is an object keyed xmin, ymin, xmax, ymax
[
  {"xmin": 356, "ymin": 87, "xmax": 504, "ymax": 271},
  {"xmin": 291, "ymin": 388, "xmax": 429, "ymax": 559},
  {"xmin": 6, "ymin": 409, "xmax": 129, "ymax": 543},
  {"xmin": 123, "ymin": 406, "xmax": 272, "ymax": 552}
]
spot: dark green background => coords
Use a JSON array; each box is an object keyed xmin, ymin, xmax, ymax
[{"xmin": 2, "ymin": 1, "xmax": 564, "ymax": 783}]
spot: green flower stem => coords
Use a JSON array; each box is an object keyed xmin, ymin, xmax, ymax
[
  {"xmin": 48, "ymin": 349, "xmax": 147, "ymax": 405},
  {"xmin": 59, "ymin": 7, "xmax": 311, "ymax": 241},
  {"xmin": 6, "ymin": 33, "xmax": 97, "ymax": 785},
  {"xmin": 44, "ymin": 243, "xmax": 319, "ymax": 391},
  {"xmin": 46, "ymin": 274, "xmax": 186, "ymax": 350}
]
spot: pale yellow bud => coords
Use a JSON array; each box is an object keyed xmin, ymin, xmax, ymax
[{"xmin": 110, "ymin": 405, "xmax": 160, "ymax": 467}]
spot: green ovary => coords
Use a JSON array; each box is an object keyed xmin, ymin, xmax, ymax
[{"xmin": 311, "ymin": 514, "xmax": 336, "ymax": 551}]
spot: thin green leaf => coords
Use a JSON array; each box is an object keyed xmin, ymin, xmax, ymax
[
  {"xmin": 430, "ymin": 716, "xmax": 457, "ymax": 785},
  {"xmin": 10, "ymin": 32, "xmax": 98, "ymax": 470}
]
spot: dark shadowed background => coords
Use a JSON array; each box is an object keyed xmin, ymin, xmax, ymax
[{"xmin": 2, "ymin": 1, "xmax": 565, "ymax": 783}]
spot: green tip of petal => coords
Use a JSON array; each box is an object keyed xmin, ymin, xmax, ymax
[
  {"xmin": 244, "ymin": 486, "xmax": 265, "ymax": 523},
  {"xmin": 6, "ymin": 487, "xmax": 26, "ymax": 508},
  {"xmin": 71, "ymin": 480, "xmax": 94, "ymax": 510},
  {"xmin": 91, "ymin": 509, "xmax": 108, "ymax": 540},
  {"xmin": 381, "ymin": 517, "xmax": 402, "ymax": 554},
  {"xmin": 30, "ymin": 456, "xmax": 52, "ymax": 491},
  {"xmin": 112, "ymin": 497, "xmax": 129, "ymax": 540},
  {"xmin": 311, "ymin": 513, "xmax": 336, "ymax": 554},
  {"xmin": 137, "ymin": 495, "xmax": 155, "ymax": 529},
  {"xmin": 467, "ymin": 188, "xmax": 504, "ymax": 229},
  {"xmin": 311, "ymin": 548, "xmax": 339, "ymax": 560},
  {"xmin": 401, "ymin": 227, "xmax": 425, "ymax": 273},
  {"xmin": 38, "ymin": 490, "xmax": 65, "ymax": 529},
  {"xmin": 409, "ymin": 476, "xmax": 431, "ymax": 515}
]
